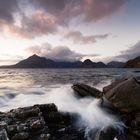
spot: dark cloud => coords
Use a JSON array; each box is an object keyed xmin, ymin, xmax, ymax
[
  {"xmin": 34, "ymin": 0, "xmax": 126, "ymax": 23},
  {"xmin": 64, "ymin": 31, "xmax": 109, "ymax": 44},
  {"xmin": 114, "ymin": 41, "xmax": 140, "ymax": 61},
  {"xmin": 0, "ymin": 0, "xmax": 18, "ymax": 23},
  {"xmin": 83, "ymin": 0, "xmax": 126, "ymax": 21},
  {"xmin": 27, "ymin": 43, "xmax": 99, "ymax": 61},
  {"xmin": 9, "ymin": 11, "xmax": 57, "ymax": 38},
  {"xmin": 0, "ymin": 0, "xmax": 126, "ymax": 38},
  {"xmin": 33, "ymin": 0, "xmax": 83, "ymax": 24},
  {"xmin": 0, "ymin": 0, "xmax": 58, "ymax": 38}
]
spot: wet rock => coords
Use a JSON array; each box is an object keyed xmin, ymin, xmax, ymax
[
  {"xmin": 10, "ymin": 106, "xmax": 40, "ymax": 119},
  {"xmin": 7, "ymin": 125, "xmax": 17, "ymax": 136},
  {"xmin": 0, "ymin": 103, "xmax": 84, "ymax": 140},
  {"xmin": 135, "ymin": 112, "xmax": 140, "ymax": 126},
  {"xmin": 16, "ymin": 124, "xmax": 29, "ymax": 132},
  {"xmin": 0, "ymin": 121, "xmax": 7, "ymax": 129},
  {"xmin": 40, "ymin": 133, "xmax": 50, "ymax": 140},
  {"xmin": 0, "ymin": 129, "xmax": 9, "ymax": 140},
  {"xmin": 103, "ymin": 77, "xmax": 140, "ymax": 140},
  {"xmin": 11, "ymin": 132, "xmax": 29, "ymax": 140},
  {"xmin": 117, "ymin": 131, "xmax": 140, "ymax": 140},
  {"xmin": 72, "ymin": 83, "xmax": 102, "ymax": 98},
  {"xmin": 103, "ymin": 77, "xmax": 128, "ymax": 93},
  {"xmin": 29, "ymin": 118, "xmax": 45, "ymax": 130},
  {"xmin": 103, "ymin": 77, "xmax": 140, "ymax": 113},
  {"xmin": 36, "ymin": 103, "xmax": 58, "ymax": 113},
  {"xmin": 92, "ymin": 127, "xmax": 118, "ymax": 140}
]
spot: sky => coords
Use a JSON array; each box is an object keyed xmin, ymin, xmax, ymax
[{"xmin": 0, "ymin": 0, "xmax": 140, "ymax": 65}]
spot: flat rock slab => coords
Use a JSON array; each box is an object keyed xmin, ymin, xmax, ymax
[{"xmin": 72, "ymin": 83, "xmax": 102, "ymax": 98}]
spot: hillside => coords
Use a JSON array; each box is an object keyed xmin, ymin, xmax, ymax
[{"xmin": 124, "ymin": 56, "xmax": 140, "ymax": 68}]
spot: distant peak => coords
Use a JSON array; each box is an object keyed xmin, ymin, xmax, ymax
[
  {"xmin": 84, "ymin": 59, "xmax": 93, "ymax": 63},
  {"xmin": 29, "ymin": 54, "xmax": 41, "ymax": 58},
  {"xmin": 32, "ymin": 54, "xmax": 39, "ymax": 57}
]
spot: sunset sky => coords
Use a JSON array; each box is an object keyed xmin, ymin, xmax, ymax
[{"xmin": 0, "ymin": 0, "xmax": 140, "ymax": 65}]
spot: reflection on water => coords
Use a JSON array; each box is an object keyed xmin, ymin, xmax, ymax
[{"xmin": 0, "ymin": 68, "xmax": 140, "ymax": 111}]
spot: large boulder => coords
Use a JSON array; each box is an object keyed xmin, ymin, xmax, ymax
[
  {"xmin": 72, "ymin": 83, "xmax": 102, "ymax": 98},
  {"xmin": 103, "ymin": 77, "xmax": 140, "ymax": 140},
  {"xmin": 103, "ymin": 77, "xmax": 140, "ymax": 113}
]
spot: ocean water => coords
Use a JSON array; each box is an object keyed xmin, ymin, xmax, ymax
[
  {"xmin": 0, "ymin": 68, "xmax": 140, "ymax": 139},
  {"xmin": 0, "ymin": 68, "xmax": 140, "ymax": 112}
]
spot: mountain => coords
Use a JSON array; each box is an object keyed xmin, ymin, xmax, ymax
[
  {"xmin": 124, "ymin": 56, "xmax": 140, "ymax": 68},
  {"xmin": 81, "ymin": 59, "xmax": 107, "ymax": 68},
  {"xmin": 0, "ymin": 54, "xmax": 128, "ymax": 68},
  {"xmin": 13, "ymin": 54, "xmax": 54, "ymax": 68},
  {"xmin": 81, "ymin": 59, "xmax": 94, "ymax": 68},
  {"xmin": 0, "ymin": 54, "xmax": 82, "ymax": 68},
  {"xmin": 107, "ymin": 61, "xmax": 125, "ymax": 68}
]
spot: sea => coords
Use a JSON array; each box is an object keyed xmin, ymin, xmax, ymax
[
  {"xmin": 0, "ymin": 68, "xmax": 140, "ymax": 112},
  {"xmin": 0, "ymin": 68, "xmax": 140, "ymax": 139}
]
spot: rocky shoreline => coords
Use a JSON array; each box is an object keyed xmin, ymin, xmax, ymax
[{"xmin": 0, "ymin": 77, "xmax": 140, "ymax": 140}]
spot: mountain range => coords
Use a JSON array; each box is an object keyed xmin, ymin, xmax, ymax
[{"xmin": 0, "ymin": 54, "xmax": 139, "ymax": 68}]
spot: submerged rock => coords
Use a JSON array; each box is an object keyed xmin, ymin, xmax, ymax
[{"xmin": 72, "ymin": 83, "xmax": 102, "ymax": 98}]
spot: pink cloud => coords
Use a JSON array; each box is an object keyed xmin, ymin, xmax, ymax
[
  {"xmin": 64, "ymin": 30, "xmax": 109, "ymax": 44},
  {"xmin": 0, "ymin": 0, "xmax": 126, "ymax": 38}
]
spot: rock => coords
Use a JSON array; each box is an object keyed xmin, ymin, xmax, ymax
[
  {"xmin": 103, "ymin": 77, "xmax": 140, "ymax": 113},
  {"xmin": 44, "ymin": 111, "xmax": 73, "ymax": 127},
  {"xmin": 92, "ymin": 127, "xmax": 118, "ymax": 140},
  {"xmin": 135, "ymin": 112, "xmax": 140, "ymax": 125},
  {"xmin": 0, "ymin": 121, "xmax": 7, "ymax": 129},
  {"xmin": 7, "ymin": 125, "xmax": 17, "ymax": 136},
  {"xmin": 16, "ymin": 124, "xmax": 29, "ymax": 132},
  {"xmin": 10, "ymin": 106, "xmax": 40, "ymax": 119},
  {"xmin": 11, "ymin": 132, "xmax": 29, "ymax": 140},
  {"xmin": 0, "ymin": 103, "xmax": 84, "ymax": 140},
  {"xmin": 103, "ymin": 77, "xmax": 140, "ymax": 140},
  {"xmin": 103, "ymin": 77, "xmax": 128, "ymax": 93},
  {"xmin": 29, "ymin": 118, "xmax": 45, "ymax": 130},
  {"xmin": 40, "ymin": 133, "xmax": 50, "ymax": 140},
  {"xmin": 72, "ymin": 83, "xmax": 102, "ymax": 98},
  {"xmin": 35, "ymin": 103, "xmax": 58, "ymax": 113},
  {"xmin": 0, "ymin": 129, "xmax": 9, "ymax": 140}
]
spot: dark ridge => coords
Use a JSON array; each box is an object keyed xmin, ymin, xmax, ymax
[
  {"xmin": 0, "ymin": 54, "xmax": 127, "ymax": 68},
  {"xmin": 124, "ymin": 56, "xmax": 140, "ymax": 68}
]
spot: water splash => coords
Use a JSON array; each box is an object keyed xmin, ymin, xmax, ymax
[{"xmin": 0, "ymin": 85, "xmax": 124, "ymax": 139}]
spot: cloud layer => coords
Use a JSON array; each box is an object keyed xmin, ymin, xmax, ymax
[
  {"xmin": 64, "ymin": 31, "xmax": 109, "ymax": 44},
  {"xmin": 34, "ymin": 0, "xmax": 126, "ymax": 22},
  {"xmin": 115, "ymin": 41, "xmax": 140, "ymax": 61},
  {"xmin": 0, "ymin": 0, "xmax": 126, "ymax": 38},
  {"xmin": 27, "ymin": 43, "xmax": 98, "ymax": 62},
  {"xmin": 0, "ymin": 0, "xmax": 18, "ymax": 23}
]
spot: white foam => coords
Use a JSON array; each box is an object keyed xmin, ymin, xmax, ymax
[{"xmin": 0, "ymin": 85, "xmax": 124, "ymax": 139}]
